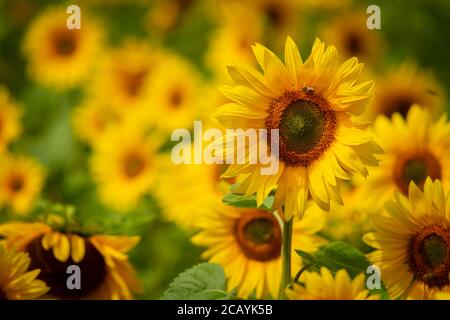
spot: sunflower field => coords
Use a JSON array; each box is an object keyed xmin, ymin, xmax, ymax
[{"xmin": 0, "ymin": 0, "xmax": 450, "ymax": 302}]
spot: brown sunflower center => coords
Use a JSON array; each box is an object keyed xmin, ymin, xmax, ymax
[
  {"xmin": 27, "ymin": 235, "xmax": 106, "ymax": 299},
  {"xmin": 394, "ymin": 151, "xmax": 441, "ymax": 194},
  {"xmin": 408, "ymin": 224, "xmax": 450, "ymax": 288},
  {"xmin": 265, "ymin": 4, "xmax": 284, "ymax": 28},
  {"xmin": 123, "ymin": 152, "xmax": 146, "ymax": 178},
  {"xmin": 266, "ymin": 90, "xmax": 336, "ymax": 166},
  {"xmin": 52, "ymin": 30, "xmax": 77, "ymax": 56},
  {"xmin": 7, "ymin": 174, "xmax": 24, "ymax": 193},
  {"xmin": 123, "ymin": 69, "xmax": 148, "ymax": 97},
  {"xmin": 346, "ymin": 32, "xmax": 363, "ymax": 56},
  {"xmin": 235, "ymin": 210, "xmax": 281, "ymax": 261},
  {"xmin": 383, "ymin": 96, "xmax": 415, "ymax": 118},
  {"xmin": 170, "ymin": 88, "xmax": 183, "ymax": 108}
]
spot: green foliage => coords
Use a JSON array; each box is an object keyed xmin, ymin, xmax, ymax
[
  {"xmin": 222, "ymin": 193, "xmax": 274, "ymax": 211},
  {"xmin": 161, "ymin": 263, "xmax": 234, "ymax": 300}
]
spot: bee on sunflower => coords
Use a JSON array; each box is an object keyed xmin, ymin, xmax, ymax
[
  {"xmin": 364, "ymin": 178, "xmax": 450, "ymax": 299},
  {"xmin": 0, "ymin": 218, "xmax": 141, "ymax": 300},
  {"xmin": 212, "ymin": 37, "xmax": 382, "ymax": 220}
]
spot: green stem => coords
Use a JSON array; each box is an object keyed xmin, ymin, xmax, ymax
[{"xmin": 278, "ymin": 217, "xmax": 293, "ymax": 299}]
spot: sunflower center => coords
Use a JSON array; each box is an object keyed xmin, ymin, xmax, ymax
[
  {"xmin": 408, "ymin": 224, "xmax": 450, "ymax": 288},
  {"xmin": 383, "ymin": 96, "xmax": 414, "ymax": 117},
  {"xmin": 123, "ymin": 69, "xmax": 148, "ymax": 97},
  {"xmin": 346, "ymin": 33, "xmax": 363, "ymax": 56},
  {"xmin": 235, "ymin": 210, "xmax": 281, "ymax": 261},
  {"xmin": 266, "ymin": 90, "xmax": 336, "ymax": 166},
  {"xmin": 265, "ymin": 4, "xmax": 284, "ymax": 27},
  {"xmin": 7, "ymin": 174, "xmax": 24, "ymax": 193},
  {"xmin": 0, "ymin": 289, "xmax": 7, "ymax": 300},
  {"xmin": 53, "ymin": 30, "xmax": 77, "ymax": 56},
  {"xmin": 27, "ymin": 235, "xmax": 107, "ymax": 299},
  {"xmin": 124, "ymin": 153, "xmax": 146, "ymax": 178},
  {"xmin": 394, "ymin": 151, "xmax": 441, "ymax": 194},
  {"xmin": 170, "ymin": 88, "xmax": 183, "ymax": 108}
]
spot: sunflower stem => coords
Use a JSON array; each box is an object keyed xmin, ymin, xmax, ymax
[{"xmin": 278, "ymin": 217, "xmax": 293, "ymax": 300}]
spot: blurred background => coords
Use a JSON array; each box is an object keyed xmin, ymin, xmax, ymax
[{"xmin": 0, "ymin": 0, "xmax": 449, "ymax": 299}]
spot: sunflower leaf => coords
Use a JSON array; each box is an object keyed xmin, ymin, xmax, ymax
[
  {"xmin": 222, "ymin": 193, "xmax": 274, "ymax": 211},
  {"xmin": 160, "ymin": 263, "xmax": 233, "ymax": 300}
]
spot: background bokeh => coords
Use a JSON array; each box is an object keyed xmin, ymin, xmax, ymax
[{"xmin": 0, "ymin": 0, "xmax": 449, "ymax": 299}]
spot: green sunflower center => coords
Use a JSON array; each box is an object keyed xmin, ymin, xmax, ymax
[
  {"xmin": 27, "ymin": 235, "xmax": 106, "ymax": 299},
  {"xmin": 420, "ymin": 234, "xmax": 448, "ymax": 268},
  {"xmin": 235, "ymin": 210, "xmax": 281, "ymax": 262},
  {"xmin": 279, "ymin": 100, "xmax": 325, "ymax": 154},
  {"xmin": 244, "ymin": 218, "xmax": 275, "ymax": 245},
  {"xmin": 394, "ymin": 151, "xmax": 441, "ymax": 194},
  {"xmin": 408, "ymin": 224, "xmax": 450, "ymax": 288}
]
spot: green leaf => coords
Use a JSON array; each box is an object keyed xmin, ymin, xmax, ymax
[
  {"xmin": 161, "ymin": 263, "xmax": 233, "ymax": 300},
  {"xmin": 222, "ymin": 193, "xmax": 274, "ymax": 211},
  {"xmin": 295, "ymin": 250, "xmax": 317, "ymax": 265},
  {"xmin": 316, "ymin": 241, "xmax": 371, "ymax": 278}
]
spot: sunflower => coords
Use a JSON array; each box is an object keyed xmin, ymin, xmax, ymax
[
  {"xmin": 0, "ymin": 221, "xmax": 141, "ymax": 299},
  {"xmin": 146, "ymin": 0, "xmax": 195, "ymax": 34},
  {"xmin": 363, "ymin": 105, "xmax": 450, "ymax": 210},
  {"xmin": 147, "ymin": 53, "xmax": 202, "ymax": 134},
  {"xmin": 211, "ymin": 37, "xmax": 382, "ymax": 220},
  {"xmin": 0, "ymin": 245, "xmax": 49, "ymax": 300},
  {"xmin": 0, "ymin": 87, "xmax": 22, "ymax": 153},
  {"xmin": 367, "ymin": 62, "xmax": 444, "ymax": 119},
  {"xmin": 72, "ymin": 95, "xmax": 124, "ymax": 146},
  {"xmin": 192, "ymin": 205, "xmax": 327, "ymax": 298},
  {"xmin": 364, "ymin": 178, "xmax": 450, "ymax": 299},
  {"xmin": 90, "ymin": 123, "xmax": 158, "ymax": 211},
  {"xmin": 88, "ymin": 40, "xmax": 160, "ymax": 116},
  {"xmin": 321, "ymin": 11, "xmax": 382, "ymax": 64},
  {"xmin": 205, "ymin": 1, "xmax": 263, "ymax": 81},
  {"xmin": 286, "ymin": 268, "xmax": 379, "ymax": 300},
  {"xmin": 22, "ymin": 7, "xmax": 103, "ymax": 90},
  {"xmin": 154, "ymin": 152, "xmax": 236, "ymax": 229},
  {"xmin": 0, "ymin": 154, "xmax": 45, "ymax": 214}
]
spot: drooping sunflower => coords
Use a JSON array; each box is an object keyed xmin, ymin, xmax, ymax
[
  {"xmin": 0, "ymin": 245, "xmax": 49, "ymax": 300},
  {"xmin": 147, "ymin": 53, "xmax": 202, "ymax": 134},
  {"xmin": 286, "ymin": 268, "xmax": 379, "ymax": 300},
  {"xmin": 212, "ymin": 37, "xmax": 382, "ymax": 219},
  {"xmin": 22, "ymin": 6, "xmax": 103, "ymax": 90},
  {"xmin": 71, "ymin": 95, "xmax": 124, "ymax": 146},
  {"xmin": 0, "ymin": 154, "xmax": 45, "ymax": 214},
  {"xmin": 364, "ymin": 178, "xmax": 450, "ymax": 299},
  {"xmin": 363, "ymin": 105, "xmax": 450, "ymax": 209},
  {"xmin": 321, "ymin": 11, "xmax": 382, "ymax": 64},
  {"xmin": 0, "ymin": 221, "xmax": 141, "ymax": 300},
  {"xmin": 192, "ymin": 205, "xmax": 327, "ymax": 298},
  {"xmin": 90, "ymin": 123, "xmax": 158, "ymax": 211},
  {"xmin": 88, "ymin": 40, "xmax": 160, "ymax": 116},
  {"xmin": 0, "ymin": 87, "xmax": 22, "ymax": 153},
  {"xmin": 367, "ymin": 62, "xmax": 444, "ymax": 119}
]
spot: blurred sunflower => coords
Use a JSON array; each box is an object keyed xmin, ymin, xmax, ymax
[
  {"xmin": 212, "ymin": 37, "xmax": 382, "ymax": 219},
  {"xmin": 90, "ymin": 124, "xmax": 158, "ymax": 211},
  {"xmin": 0, "ymin": 87, "xmax": 21, "ymax": 153},
  {"xmin": 205, "ymin": 1, "xmax": 263, "ymax": 81},
  {"xmin": 321, "ymin": 11, "xmax": 382, "ymax": 64},
  {"xmin": 147, "ymin": 0, "xmax": 195, "ymax": 34},
  {"xmin": 72, "ymin": 96, "xmax": 124, "ymax": 146},
  {"xmin": 88, "ymin": 40, "xmax": 160, "ymax": 116},
  {"xmin": 367, "ymin": 63, "xmax": 444, "ymax": 119},
  {"xmin": 0, "ymin": 221, "xmax": 141, "ymax": 299},
  {"xmin": 0, "ymin": 154, "xmax": 45, "ymax": 214},
  {"xmin": 363, "ymin": 106, "xmax": 450, "ymax": 209},
  {"xmin": 364, "ymin": 178, "xmax": 450, "ymax": 299},
  {"xmin": 147, "ymin": 54, "xmax": 202, "ymax": 134},
  {"xmin": 154, "ymin": 154, "xmax": 234, "ymax": 229},
  {"xmin": 22, "ymin": 7, "xmax": 103, "ymax": 90},
  {"xmin": 0, "ymin": 245, "xmax": 49, "ymax": 300},
  {"xmin": 286, "ymin": 268, "xmax": 379, "ymax": 300},
  {"xmin": 192, "ymin": 206, "xmax": 327, "ymax": 298}
]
